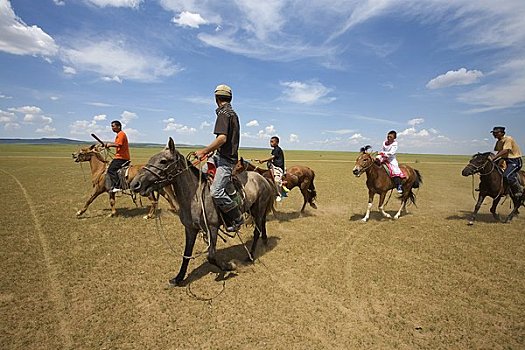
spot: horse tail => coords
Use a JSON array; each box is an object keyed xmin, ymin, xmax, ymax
[
  {"xmin": 406, "ymin": 169, "xmax": 422, "ymax": 206},
  {"xmin": 413, "ymin": 169, "xmax": 422, "ymax": 189}
]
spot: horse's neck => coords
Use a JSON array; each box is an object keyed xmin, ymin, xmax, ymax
[
  {"xmin": 171, "ymin": 164, "xmax": 202, "ymax": 212},
  {"xmin": 366, "ymin": 164, "xmax": 383, "ymax": 182},
  {"xmin": 88, "ymin": 154, "xmax": 107, "ymax": 184}
]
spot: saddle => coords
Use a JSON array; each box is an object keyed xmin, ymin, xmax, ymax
[
  {"xmin": 104, "ymin": 161, "xmax": 131, "ymax": 191},
  {"xmin": 205, "ymin": 159, "xmax": 245, "ymax": 209},
  {"xmin": 381, "ymin": 164, "xmax": 406, "ymax": 179}
]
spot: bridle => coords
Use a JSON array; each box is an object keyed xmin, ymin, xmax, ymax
[
  {"xmin": 355, "ymin": 153, "xmax": 376, "ymax": 175},
  {"xmin": 142, "ymin": 152, "xmax": 197, "ymax": 187},
  {"xmin": 464, "ymin": 155, "xmax": 495, "ymax": 176}
]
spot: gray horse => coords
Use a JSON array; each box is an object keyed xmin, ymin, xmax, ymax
[{"xmin": 130, "ymin": 137, "xmax": 275, "ymax": 286}]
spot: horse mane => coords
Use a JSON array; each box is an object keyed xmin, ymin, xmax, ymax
[{"xmin": 360, "ymin": 145, "xmax": 372, "ymax": 153}]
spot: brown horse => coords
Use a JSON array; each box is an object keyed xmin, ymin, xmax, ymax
[
  {"xmin": 234, "ymin": 157, "xmax": 317, "ymax": 213},
  {"xmin": 461, "ymin": 152, "xmax": 524, "ymax": 224},
  {"xmin": 352, "ymin": 146, "xmax": 422, "ymax": 221},
  {"xmin": 72, "ymin": 144, "xmax": 178, "ymax": 218}
]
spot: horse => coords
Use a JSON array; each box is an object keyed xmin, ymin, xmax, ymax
[
  {"xmin": 72, "ymin": 144, "xmax": 179, "ymax": 218},
  {"xmin": 461, "ymin": 152, "xmax": 524, "ymax": 224},
  {"xmin": 352, "ymin": 146, "xmax": 422, "ymax": 221},
  {"xmin": 233, "ymin": 157, "xmax": 318, "ymax": 213},
  {"xmin": 130, "ymin": 138, "xmax": 276, "ymax": 286}
]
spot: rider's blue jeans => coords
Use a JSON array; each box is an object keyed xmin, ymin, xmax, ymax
[
  {"xmin": 503, "ymin": 157, "xmax": 522, "ymax": 185},
  {"xmin": 210, "ymin": 154, "xmax": 237, "ymax": 212}
]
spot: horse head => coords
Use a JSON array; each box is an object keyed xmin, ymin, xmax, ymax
[
  {"xmin": 461, "ymin": 152, "xmax": 491, "ymax": 176},
  {"xmin": 72, "ymin": 144, "xmax": 103, "ymax": 162},
  {"xmin": 233, "ymin": 157, "xmax": 248, "ymax": 176},
  {"xmin": 130, "ymin": 137, "xmax": 186, "ymax": 196},
  {"xmin": 353, "ymin": 146, "xmax": 375, "ymax": 177}
]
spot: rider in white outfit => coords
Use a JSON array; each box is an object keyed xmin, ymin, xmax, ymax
[{"xmin": 376, "ymin": 130, "xmax": 404, "ymax": 193}]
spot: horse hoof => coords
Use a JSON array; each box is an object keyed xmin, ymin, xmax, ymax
[
  {"xmin": 76, "ymin": 211, "xmax": 83, "ymax": 217},
  {"xmin": 310, "ymin": 203, "xmax": 318, "ymax": 209},
  {"xmin": 168, "ymin": 276, "xmax": 184, "ymax": 287},
  {"xmin": 225, "ymin": 261, "xmax": 237, "ymax": 271},
  {"xmin": 143, "ymin": 215, "xmax": 153, "ymax": 220},
  {"xmin": 393, "ymin": 215, "xmax": 400, "ymax": 220},
  {"xmin": 361, "ymin": 218, "xmax": 368, "ymax": 222},
  {"xmin": 467, "ymin": 221, "xmax": 474, "ymax": 226}
]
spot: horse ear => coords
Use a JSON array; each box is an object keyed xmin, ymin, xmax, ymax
[
  {"xmin": 240, "ymin": 156, "xmax": 244, "ymax": 162},
  {"xmin": 167, "ymin": 137, "xmax": 176, "ymax": 154},
  {"xmin": 89, "ymin": 144, "xmax": 96, "ymax": 150},
  {"xmin": 360, "ymin": 145, "xmax": 372, "ymax": 153}
]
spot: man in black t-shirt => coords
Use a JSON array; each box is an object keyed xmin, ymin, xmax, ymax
[
  {"xmin": 195, "ymin": 84, "xmax": 243, "ymax": 232},
  {"xmin": 257, "ymin": 136, "xmax": 288, "ymax": 201}
]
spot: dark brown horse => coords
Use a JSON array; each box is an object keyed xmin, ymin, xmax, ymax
[
  {"xmin": 461, "ymin": 152, "xmax": 524, "ymax": 224},
  {"xmin": 72, "ymin": 144, "xmax": 178, "ymax": 218},
  {"xmin": 234, "ymin": 157, "xmax": 317, "ymax": 213},
  {"xmin": 352, "ymin": 146, "xmax": 422, "ymax": 221}
]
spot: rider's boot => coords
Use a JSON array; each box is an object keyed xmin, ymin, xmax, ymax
[
  {"xmin": 510, "ymin": 180, "xmax": 524, "ymax": 198},
  {"xmin": 393, "ymin": 176, "xmax": 403, "ymax": 194},
  {"xmin": 223, "ymin": 206, "xmax": 244, "ymax": 232}
]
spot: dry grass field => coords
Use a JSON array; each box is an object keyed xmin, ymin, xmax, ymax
[{"xmin": 1, "ymin": 144, "xmax": 524, "ymax": 349}]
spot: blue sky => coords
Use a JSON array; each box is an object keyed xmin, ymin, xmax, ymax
[{"xmin": 0, "ymin": 0, "xmax": 524, "ymax": 154}]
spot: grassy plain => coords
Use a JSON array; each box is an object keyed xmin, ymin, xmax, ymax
[{"xmin": 1, "ymin": 144, "xmax": 524, "ymax": 349}]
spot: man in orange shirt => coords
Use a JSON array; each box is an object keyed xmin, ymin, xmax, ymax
[{"xmin": 104, "ymin": 120, "xmax": 130, "ymax": 192}]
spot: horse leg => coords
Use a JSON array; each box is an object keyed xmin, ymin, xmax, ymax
[
  {"xmin": 362, "ymin": 190, "xmax": 374, "ymax": 222},
  {"xmin": 394, "ymin": 187, "xmax": 411, "ymax": 219},
  {"xmin": 468, "ymin": 194, "xmax": 486, "ymax": 225},
  {"xmin": 144, "ymin": 193, "xmax": 158, "ymax": 219},
  {"xmin": 378, "ymin": 192, "xmax": 392, "ymax": 219},
  {"xmin": 504, "ymin": 197, "xmax": 522, "ymax": 223},
  {"xmin": 170, "ymin": 227, "xmax": 198, "ymax": 286},
  {"xmin": 394, "ymin": 198, "xmax": 407, "ymax": 220},
  {"xmin": 76, "ymin": 187, "xmax": 104, "ymax": 217},
  {"xmin": 207, "ymin": 226, "xmax": 235, "ymax": 271},
  {"xmin": 109, "ymin": 192, "xmax": 116, "ymax": 217},
  {"xmin": 162, "ymin": 185, "xmax": 179, "ymax": 213},
  {"xmin": 489, "ymin": 196, "xmax": 502, "ymax": 222}
]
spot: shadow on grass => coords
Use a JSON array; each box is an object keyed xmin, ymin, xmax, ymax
[
  {"xmin": 268, "ymin": 210, "xmax": 315, "ymax": 223},
  {"xmin": 176, "ymin": 236, "xmax": 281, "ymax": 286},
  {"xmin": 349, "ymin": 210, "xmax": 412, "ymax": 222},
  {"xmin": 445, "ymin": 210, "xmax": 507, "ymax": 223}
]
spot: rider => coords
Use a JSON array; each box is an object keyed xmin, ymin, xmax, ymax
[
  {"xmin": 257, "ymin": 136, "xmax": 288, "ymax": 201},
  {"xmin": 104, "ymin": 120, "xmax": 130, "ymax": 192},
  {"xmin": 489, "ymin": 126, "xmax": 523, "ymax": 198},
  {"xmin": 195, "ymin": 84, "xmax": 243, "ymax": 232},
  {"xmin": 376, "ymin": 130, "xmax": 403, "ymax": 194}
]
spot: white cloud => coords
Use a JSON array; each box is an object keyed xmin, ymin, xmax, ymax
[
  {"xmin": 289, "ymin": 133, "xmax": 299, "ymax": 143},
  {"xmin": 121, "ymin": 110, "xmax": 137, "ymax": 124},
  {"xmin": 0, "ymin": 92, "xmax": 12, "ymax": 99},
  {"xmin": 246, "ymin": 120, "xmax": 259, "ymax": 127},
  {"xmin": 426, "ymin": 68, "xmax": 483, "ymax": 89},
  {"xmin": 172, "ymin": 11, "xmax": 207, "ymax": 28},
  {"xmin": 281, "ymin": 80, "xmax": 335, "ymax": 104},
  {"xmin": 36, "ymin": 125, "xmax": 56, "ymax": 133},
  {"xmin": 85, "ymin": 0, "xmax": 142, "ymax": 8},
  {"xmin": 324, "ymin": 129, "xmax": 355, "ymax": 135},
  {"xmin": 102, "ymin": 75, "xmax": 123, "ymax": 83},
  {"xmin": 458, "ymin": 59, "xmax": 525, "ymax": 112},
  {"xmin": 93, "ymin": 114, "xmax": 106, "ymax": 121},
  {"xmin": 69, "ymin": 119, "xmax": 106, "ymax": 135},
  {"xmin": 0, "ymin": 0, "xmax": 58, "ymax": 56},
  {"xmin": 50, "ymin": 96, "xmax": 59, "ymax": 101},
  {"xmin": 23, "ymin": 114, "xmax": 53, "ymax": 124},
  {"xmin": 0, "ymin": 109, "xmax": 16, "ymax": 124},
  {"xmin": 163, "ymin": 118, "xmax": 196, "ymax": 134},
  {"xmin": 61, "ymin": 39, "xmax": 180, "ymax": 82},
  {"xmin": 8, "ymin": 106, "xmax": 43, "ymax": 114},
  {"xmin": 53, "ymin": 0, "xmax": 65, "ymax": 5},
  {"xmin": 256, "ymin": 124, "xmax": 277, "ymax": 139},
  {"xmin": 408, "ymin": 118, "xmax": 424, "ymax": 127},
  {"xmin": 200, "ymin": 121, "xmax": 212, "ymax": 129},
  {"xmin": 63, "ymin": 66, "xmax": 77, "ymax": 75}
]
